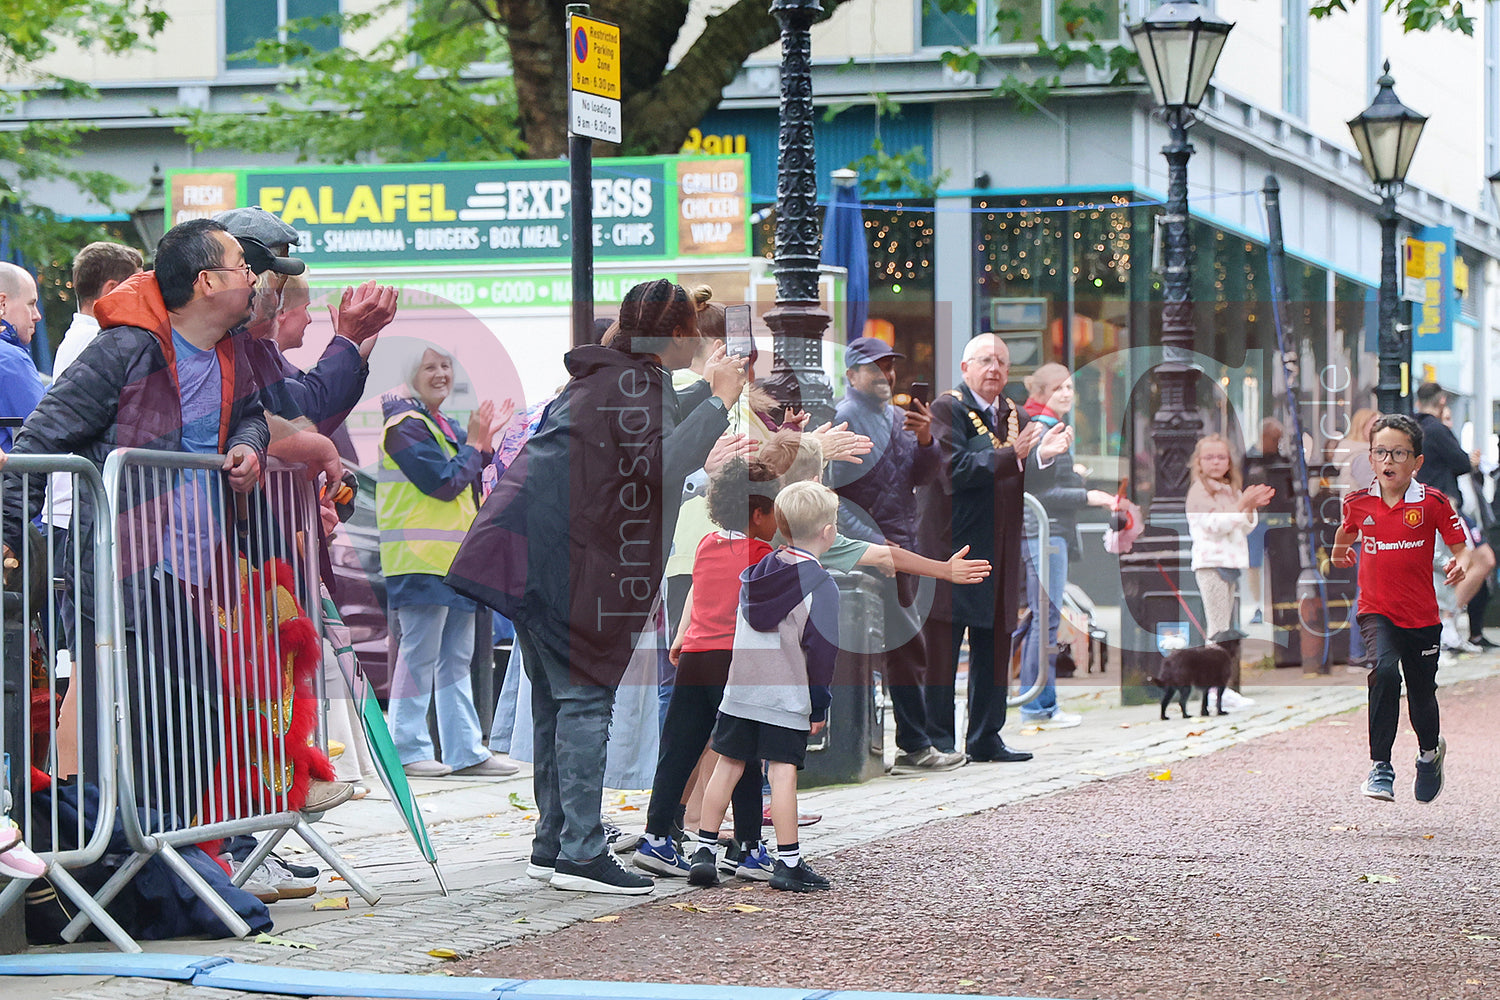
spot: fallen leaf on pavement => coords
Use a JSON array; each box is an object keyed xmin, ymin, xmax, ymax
[
  {"xmin": 1186, "ymin": 730, "xmax": 1205, "ymax": 737},
  {"xmin": 727, "ymin": 904, "xmax": 763, "ymax": 913},
  {"xmin": 957, "ymin": 980, "xmax": 977, "ymax": 987},
  {"xmin": 1422, "ymin": 834, "xmax": 1435, "ymax": 840},
  {"xmin": 1358, "ymin": 873, "xmax": 1399, "ymax": 883},
  {"xmin": 428, "ymin": 948, "xmax": 459, "ymax": 960},
  {"xmin": 253, "ymin": 933, "xmax": 316, "ymax": 950},
  {"xmin": 512, "ymin": 917, "xmax": 529, "ymax": 924},
  {"xmin": 1327, "ymin": 720, "xmax": 1348, "ymax": 727},
  {"xmin": 1466, "ymin": 933, "xmax": 1496, "ymax": 941},
  {"xmin": 1329, "ymin": 825, "xmax": 1348, "ymax": 832},
  {"xmin": 508, "ymin": 791, "xmax": 535, "ymax": 811},
  {"xmin": 670, "ymin": 902, "xmax": 706, "ymax": 913},
  {"xmin": 1150, "ymin": 769, "xmax": 1172, "ymax": 781},
  {"xmin": 618, "ymin": 805, "xmax": 639, "ymax": 811},
  {"xmin": 590, "ymin": 916, "xmax": 620, "ymax": 923},
  {"xmin": 312, "ymin": 896, "xmax": 349, "ymax": 910}
]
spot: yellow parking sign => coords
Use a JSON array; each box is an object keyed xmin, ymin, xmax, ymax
[{"xmin": 570, "ymin": 15, "xmax": 621, "ymax": 101}]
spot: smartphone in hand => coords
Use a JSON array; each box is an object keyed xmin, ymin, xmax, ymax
[
  {"xmin": 908, "ymin": 381, "xmax": 931, "ymax": 409},
  {"xmin": 725, "ymin": 304, "xmax": 753, "ymax": 358}
]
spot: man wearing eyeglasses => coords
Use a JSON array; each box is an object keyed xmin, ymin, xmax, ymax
[
  {"xmin": 916, "ymin": 334, "xmax": 1070, "ymax": 763},
  {"xmin": 1, "ymin": 218, "xmax": 271, "ymax": 815}
]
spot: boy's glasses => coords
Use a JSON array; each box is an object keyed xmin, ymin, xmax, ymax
[{"xmin": 1370, "ymin": 447, "xmax": 1414, "ymax": 462}]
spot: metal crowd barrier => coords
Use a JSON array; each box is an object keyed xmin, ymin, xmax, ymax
[
  {"xmin": 1009, "ymin": 493, "xmax": 1052, "ymax": 708},
  {"xmin": 0, "ymin": 455, "xmax": 137, "ymax": 951},
  {"xmin": 35, "ymin": 449, "xmax": 378, "ymax": 949}
]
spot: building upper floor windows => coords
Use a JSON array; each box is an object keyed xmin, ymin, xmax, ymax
[
  {"xmin": 225, "ymin": 0, "xmax": 341, "ymax": 70},
  {"xmin": 919, "ymin": 0, "xmax": 1121, "ymax": 50}
]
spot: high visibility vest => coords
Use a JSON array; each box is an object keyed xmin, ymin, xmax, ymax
[{"xmin": 376, "ymin": 408, "xmax": 478, "ymax": 578}]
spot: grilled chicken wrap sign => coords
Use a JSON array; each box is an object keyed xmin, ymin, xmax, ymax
[{"xmin": 168, "ymin": 154, "xmax": 750, "ymax": 266}]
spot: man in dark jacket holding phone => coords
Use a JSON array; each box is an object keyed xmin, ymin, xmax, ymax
[{"xmin": 829, "ymin": 337, "xmax": 966, "ymax": 773}]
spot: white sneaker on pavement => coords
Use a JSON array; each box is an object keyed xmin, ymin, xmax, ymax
[
  {"xmin": 1034, "ymin": 710, "xmax": 1083, "ymax": 730},
  {"xmin": 1218, "ymin": 688, "xmax": 1255, "ymax": 711}
]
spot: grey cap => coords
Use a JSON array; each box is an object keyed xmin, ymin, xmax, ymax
[{"xmin": 214, "ymin": 206, "xmax": 300, "ymax": 250}]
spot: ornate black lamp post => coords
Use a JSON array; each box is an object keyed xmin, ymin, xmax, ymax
[
  {"xmin": 1117, "ymin": 1, "xmax": 1232, "ymax": 700},
  {"xmin": 1348, "ymin": 63, "xmax": 1426, "ymax": 415},
  {"xmin": 760, "ymin": 0, "xmax": 835, "ymax": 424}
]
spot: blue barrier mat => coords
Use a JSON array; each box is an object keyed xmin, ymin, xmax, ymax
[
  {"xmin": 0, "ymin": 953, "xmax": 230, "ymax": 979},
  {"xmin": 194, "ymin": 963, "xmax": 520, "ymax": 999},
  {"xmin": 0, "ymin": 953, "xmax": 1074, "ymax": 1000}
]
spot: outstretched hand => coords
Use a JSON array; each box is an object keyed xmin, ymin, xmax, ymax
[
  {"xmin": 810, "ymin": 421, "xmax": 874, "ymax": 464},
  {"xmin": 704, "ymin": 432, "xmax": 757, "ymax": 475},
  {"xmin": 946, "ymin": 544, "xmax": 991, "ymax": 584}
]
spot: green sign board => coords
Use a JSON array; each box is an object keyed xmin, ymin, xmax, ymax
[{"xmin": 167, "ymin": 155, "xmax": 751, "ymax": 268}]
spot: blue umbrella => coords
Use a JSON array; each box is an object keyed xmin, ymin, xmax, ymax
[{"xmin": 820, "ymin": 177, "xmax": 870, "ymax": 342}]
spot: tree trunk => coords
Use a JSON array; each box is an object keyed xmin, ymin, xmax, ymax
[{"xmin": 490, "ymin": 0, "xmax": 571, "ymax": 158}]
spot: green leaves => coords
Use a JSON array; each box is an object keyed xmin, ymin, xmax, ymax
[{"xmin": 1309, "ymin": 0, "xmax": 1475, "ymax": 35}]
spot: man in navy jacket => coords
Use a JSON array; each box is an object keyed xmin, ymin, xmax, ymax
[{"xmin": 829, "ymin": 337, "xmax": 966, "ymax": 773}]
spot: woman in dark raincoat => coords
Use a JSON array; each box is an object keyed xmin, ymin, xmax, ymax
[{"xmin": 446, "ymin": 279, "xmax": 745, "ymax": 894}]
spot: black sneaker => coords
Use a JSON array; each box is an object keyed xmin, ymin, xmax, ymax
[
  {"xmin": 1472, "ymin": 635, "xmax": 1500, "ymax": 650},
  {"xmin": 550, "ymin": 853, "xmax": 654, "ymax": 895},
  {"xmin": 1414, "ymin": 736, "xmax": 1446, "ymax": 803},
  {"xmin": 687, "ymin": 845, "xmax": 720, "ymax": 886},
  {"xmin": 770, "ymin": 859, "xmax": 830, "ymax": 892},
  {"xmin": 1361, "ymin": 761, "xmax": 1396, "ymax": 802}
]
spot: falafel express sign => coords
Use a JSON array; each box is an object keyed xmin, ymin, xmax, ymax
[{"xmin": 167, "ymin": 154, "xmax": 750, "ymax": 266}]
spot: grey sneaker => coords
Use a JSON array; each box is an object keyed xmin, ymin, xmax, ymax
[
  {"xmin": 1414, "ymin": 736, "xmax": 1446, "ymax": 803},
  {"xmin": 891, "ymin": 746, "xmax": 967, "ymax": 774},
  {"xmin": 1362, "ymin": 761, "xmax": 1396, "ymax": 802}
]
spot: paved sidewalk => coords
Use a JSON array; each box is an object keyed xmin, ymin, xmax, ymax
[{"xmin": 9, "ymin": 652, "xmax": 1499, "ymax": 1000}]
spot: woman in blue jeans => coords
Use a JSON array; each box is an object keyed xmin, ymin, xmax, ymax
[
  {"xmin": 377, "ymin": 345, "xmax": 515, "ymax": 777},
  {"xmin": 1019, "ymin": 365, "xmax": 1116, "ymax": 728}
]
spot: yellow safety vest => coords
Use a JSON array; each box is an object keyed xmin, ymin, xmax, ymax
[{"xmin": 376, "ymin": 408, "xmax": 478, "ymax": 578}]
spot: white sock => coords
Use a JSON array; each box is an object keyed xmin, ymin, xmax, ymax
[
  {"xmin": 1418, "ymin": 748, "xmax": 1438, "ymax": 763},
  {"xmin": 644, "ymin": 833, "xmax": 669, "ymax": 849},
  {"xmin": 779, "ymin": 842, "xmax": 800, "ymax": 868}
]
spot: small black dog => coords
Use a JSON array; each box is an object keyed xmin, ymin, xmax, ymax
[{"xmin": 1150, "ymin": 631, "xmax": 1244, "ymax": 720}]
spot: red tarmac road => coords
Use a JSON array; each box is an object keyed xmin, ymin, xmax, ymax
[{"xmin": 469, "ymin": 673, "xmax": 1500, "ymax": 1000}]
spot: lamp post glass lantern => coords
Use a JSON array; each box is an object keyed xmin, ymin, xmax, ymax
[
  {"xmin": 1127, "ymin": 1, "xmax": 1234, "ymax": 111},
  {"xmin": 130, "ymin": 164, "xmax": 167, "ymax": 256},
  {"xmin": 1348, "ymin": 63, "xmax": 1425, "ymax": 415}
]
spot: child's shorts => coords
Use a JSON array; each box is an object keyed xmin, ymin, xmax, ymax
[{"xmin": 711, "ymin": 712, "xmax": 809, "ymax": 768}]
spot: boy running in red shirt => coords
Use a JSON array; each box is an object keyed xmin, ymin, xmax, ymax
[{"xmin": 1332, "ymin": 414, "xmax": 1471, "ymax": 803}]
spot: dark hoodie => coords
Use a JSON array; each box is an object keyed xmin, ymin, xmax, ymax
[
  {"xmin": 445, "ymin": 344, "xmax": 726, "ymax": 686},
  {"xmin": 720, "ymin": 549, "xmax": 840, "ymax": 731}
]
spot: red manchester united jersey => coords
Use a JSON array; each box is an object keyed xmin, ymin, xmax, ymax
[{"xmin": 1340, "ymin": 480, "xmax": 1468, "ymax": 628}]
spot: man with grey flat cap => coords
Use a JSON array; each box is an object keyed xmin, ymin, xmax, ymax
[{"xmin": 216, "ymin": 206, "xmax": 397, "ymax": 434}]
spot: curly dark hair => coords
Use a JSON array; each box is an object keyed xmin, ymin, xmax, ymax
[
  {"xmin": 612, "ymin": 278, "xmax": 697, "ymax": 356},
  {"xmin": 1370, "ymin": 413, "xmax": 1423, "ymax": 456},
  {"xmin": 707, "ymin": 456, "xmax": 777, "ymax": 532}
]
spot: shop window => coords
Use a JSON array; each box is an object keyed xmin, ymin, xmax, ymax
[
  {"xmin": 920, "ymin": 0, "xmax": 1115, "ymax": 48},
  {"xmin": 225, "ymin": 0, "xmax": 341, "ymax": 69}
]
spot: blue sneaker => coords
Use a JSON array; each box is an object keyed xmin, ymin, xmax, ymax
[
  {"xmin": 1414, "ymin": 736, "xmax": 1446, "ymax": 803},
  {"xmin": 1362, "ymin": 761, "xmax": 1396, "ymax": 802},
  {"xmin": 733, "ymin": 842, "xmax": 775, "ymax": 882},
  {"xmin": 631, "ymin": 839, "xmax": 691, "ymax": 877}
]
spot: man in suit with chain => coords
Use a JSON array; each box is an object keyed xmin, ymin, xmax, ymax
[{"xmin": 919, "ymin": 333, "xmax": 1066, "ymax": 761}]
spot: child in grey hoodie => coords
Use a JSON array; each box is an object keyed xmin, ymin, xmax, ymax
[{"xmin": 689, "ymin": 480, "xmax": 840, "ymax": 892}]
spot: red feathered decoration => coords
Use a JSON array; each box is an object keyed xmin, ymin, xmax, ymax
[{"xmin": 196, "ymin": 557, "xmax": 334, "ymax": 858}]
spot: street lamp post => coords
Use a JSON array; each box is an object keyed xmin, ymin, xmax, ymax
[
  {"xmin": 760, "ymin": 0, "xmax": 835, "ymax": 424},
  {"xmin": 1348, "ymin": 63, "xmax": 1427, "ymax": 415},
  {"xmin": 1117, "ymin": 1, "xmax": 1233, "ymax": 701}
]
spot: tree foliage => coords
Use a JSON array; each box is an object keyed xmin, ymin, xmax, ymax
[
  {"xmin": 1, "ymin": 1, "xmax": 169, "ymax": 228},
  {"xmin": 1309, "ymin": 0, "xmax": 1475, "ymax": 34},
  {"xmin": 184, "ymin": 0, "xmax": 856, "ymax": 162}
]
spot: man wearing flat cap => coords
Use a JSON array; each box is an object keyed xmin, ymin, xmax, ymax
[
  {"xmin": 215, "ymin": 206, "xmax": 397, "ymax": 435},
  {"xmin": 829, "ymin": 337, "xmax": 968, "ymax": 774}
]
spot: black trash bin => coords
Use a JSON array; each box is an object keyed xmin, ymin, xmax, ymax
[
  {"xmin": 2, "ymin": 591, "xmax": 30, "ymax": 953},
  {"xmin": 801, "ymin": 569, "xmax": 885, "ymax": 789}
]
